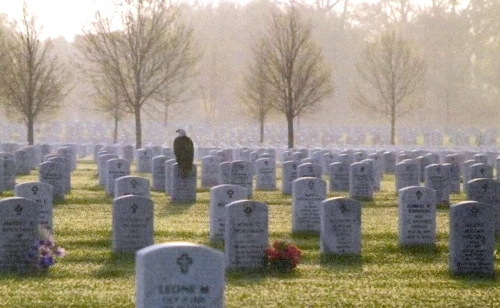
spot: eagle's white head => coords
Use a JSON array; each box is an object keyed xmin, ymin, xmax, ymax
[{"xmin": 176, "ymin": 128, "xmax": 186, "ymax": 137}]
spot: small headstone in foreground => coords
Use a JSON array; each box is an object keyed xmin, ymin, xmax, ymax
[
  {"xmin": 424, "ymin": 164, "xmax": 450, "ymax": 206},
  {"xmin": 349, "ymin": 161, "xmax": 374, "ymax": 200},
  {"xmin": 106, "ymin": 158, "xmax": 131, "ymax": 196},
  {"xmin": 395, "ymin": 160, "xmax": 420, "ymax": 194},
  {"xmin": 449, "ymin": 201, "xmax": 496, "ymax": 277},
  {"xmin": 136, "ymin": 242, "xmax": 224, "ymax": 308},
  {"xmin": 329, "ymin": 162, "xmax": 350, "ymax": 192},
  {"xmin": 255, "ymin": 157, "xmax": 276, "ymax": 191},
  {"xmin": 170, "ymin": 163, "xmax": 197, "ymax": 204},
  {"xmin": 292, "ymin": 177, "xmax": 326, "ymax": 233},
  {"xmin": 225, "ymin": 200, "xmax": 268, "ymax": 270},
  {"xmin": 0, "ymin": 197, "xmax": 40, "ymax": 272},
  {"xmin": 230, "ymin": 161, "xmax": 253, "ymax": 198},
  {"xmin": 39, "ymin": 161, "xmax": 65, "ymax": 201},
  {"xmin": 209, "ymin": 184, "xmax": 248, "ymax": 242},
  {"xmin": 398, "ymin": 186, "xmax": 436, "ymax": 247},
  {"xmin": 14, "ymin": 181, "xmax": 54, "ymax": 231},
  {"xmin": 112, "ymin": 195, "xmax": 154, "ymax": 253},
  {"xmin": 320, "ymin": 197, "xmax": 361, "ymax": 255}
]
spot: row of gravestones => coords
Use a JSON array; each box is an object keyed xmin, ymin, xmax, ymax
[
  {"xmin": 2, "ymin": 144, "xmax": 498, "ymax": 306},
  {"xmin": 0, "ymin": 143, "xmax": 81, "ymax": 272},
  {"xmin": 96, "ymin": 152, "xmax": 197, "ymax": 204},
  {"xmin": 92, "ymin": 146, "xmax": 357, "ymax": 307},
  {"xmin": 135, "ymin": 194, "xmax": 497, "ymax": 307},
  {"xmin": 94, "ymin": 146, "xmax": 499, "ymax": 258},
  {"xmin": 0, "ymin": 181, "xmax": 57, "ymax": 272},
  {"xmin": 17, "ymin": 141, "xmax": 498, "ymax": 195},
  {"xmin": 4, "ymin": 141, "xmax": 500, "ymax": 166},
  {"xmin": 0, "ymin": 183, "xmax": 495, "ymax": 298},
  {"xmin": 110, "ymin": 170, "xmax": 500, "ymax": 284}
]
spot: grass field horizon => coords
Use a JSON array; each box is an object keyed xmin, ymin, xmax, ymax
[{"xmin": 1, "ymin": 159, "xmax": 499, "ymax": 307}]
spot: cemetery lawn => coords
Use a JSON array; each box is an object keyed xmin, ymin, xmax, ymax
[{"xmin": 1, "ymin": 160, "xmax": 500, "ymax": 307}]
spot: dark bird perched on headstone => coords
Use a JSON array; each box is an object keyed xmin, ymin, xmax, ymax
[{"xmin": 173, "ymin": 129, "xmax": 194, "ymax": 178}]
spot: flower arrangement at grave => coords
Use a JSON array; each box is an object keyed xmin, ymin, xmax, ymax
[
  {"xmin": 27, "ymin": 227, "xmax": 66, "ymax": 270},
  {"xmin": 265, "ymin": 240, "xmax": 302, "ymax": 273}
]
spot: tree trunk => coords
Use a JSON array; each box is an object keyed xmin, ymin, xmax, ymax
[
  {"xmin": 134, "ymin": 106, "xmax": 142, "ymax": 149},
  {"xmin": 287, "ymin": 114, "xmax": 294, "ymax": 149},
  {"xmin": 27, "ymin": 116, "xmax": 34, "ymax": 145},
  {"xmin": 163, "ymin": 105, "xmax": 169, "ymax": 128},
  {"xmin": 390, "ymin": 111, "xmax": 396, "ymax": 145},
  {"xmin": 259, "ymin": 116, "xmax": 265, "ymax": 144},
  {"xmin": 113, "ymin": 116, "xmax": 119, "ymax": 144}
]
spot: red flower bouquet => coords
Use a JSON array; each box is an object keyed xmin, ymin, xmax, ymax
[{"xmin": 265, "ymin": 240, "xmax": 302, "ymax": 272}]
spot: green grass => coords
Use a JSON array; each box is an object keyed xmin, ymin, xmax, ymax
[{"xmin": 1, "ymin": 160, "xmax": 499, "ymax": 307}]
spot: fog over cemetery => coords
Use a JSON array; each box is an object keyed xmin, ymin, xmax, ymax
[{"xmin": 1, "ymin": 0, "xmax": 500, "ymax": 307}]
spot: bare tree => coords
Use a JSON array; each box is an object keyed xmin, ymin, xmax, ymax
[
  {"xmin": 314, "ymin": 0, "xmax": 341, "ymax": 12},
  {"xmin": 254, "ymin": 5, "xmax": 333, "ymax": 149},
  {"xmin": 380, "ymin": 0, "xmax": 414, "ymax": 25},
  {"xmin": 354, "ymin": 29, "xmax": 426, "ymax": 145},
  {"xmin": 0, "ymin": 4, "xmax": 69, "ymax": 145},
  {"xmin": 78, "ymin": 0, "xmax": 199, "ymax": 149},
  {"xmin": 240, "ymin": 42, "xmax": 274, "ymax": 144},
  {"xmin": 90, "ymin": 71, "xmax": 126, "ymax": 144}
]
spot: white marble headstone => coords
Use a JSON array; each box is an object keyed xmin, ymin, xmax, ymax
[
  {"xmin": 398, "ymin": 186, "xmax": 436, "ymax": 246},
  {"xmin": 15, "ymin": 181, "xmax": 54, "ymax": 231},
  {"xmin": 114, "ymin": 176, "xmax": 151, "ymax": 199},
  {"xmin": 225, "ymin": 200, "xmax": 268, "ymax": 270},
  {"xmin": 424, "ymin": 164, "xmax": 450, "ymax": 205},
  {"xmin": 0, "ymin": 197, "xmax": 40, "ymax": 272},
  {"xmin": 449, "ymin": 201, "xmax": 496, "ymax": 277},
  {"xmin": 112, "ymin": 195, "xmax": 154, "ymax": 253},
  {"xmin": 297, "ymin": 162, "xmax": 322, "ymax": 179},
  {"xmin": 2, "ymin": 158, "xmax": 15, "ymax": 190},
  {"xmin": 136, "ymin": 148, "xmax": 153, "ymax": 173},
  {"xmin": 282, "ymin": 161, "xmax": 298, "ymax": 195},
  {"xmin": 136, "ymin": 242, "xmax": 224, "ymax": 308},
  {"xmin": 106, "ymin": 158, "xmax": 131, "ymax": 196},
  {"xmin": 209, "ymin": 184, "xmax": 248, "ymax": 242},
  {"xmin": 255, "ymin": 158, "xmax": 276, "ymax": 191},
  {"xmin": 39, "ymin": 161, "xmax": 65, "ymax": 201},
  {"xmin": 329, "ymin": 162, "xmax": 350, "ymax": 192},
  {"xmin": 349, "ymin": 161, "xmax": 374, "ymax": 200},
  {"xmin": 170, "ymin": 164, "xmax": 197, "ymax": 204},
  {"xmin": 395, "ymin": 160, "xmax": 420, "ymax": 194},
  {"xmin": 292, "ymin": 177, "xmax": 327, "ymax": 233},
  {"xmin": 320, "ymin": 197, "xmax": 361, "ymax": 255},
  {"xmin": 151, "ymin": 155, "xmax": 167, "ymax": 192},
  {"xmin": 201, "ymin": 156, "xmax": 219, "ymax": 189},
  {"xmin": 230, "ymin": 161, "xmax": 253, "ymax": 198}
]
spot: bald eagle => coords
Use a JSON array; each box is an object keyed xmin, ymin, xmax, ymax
[{"xmin": 174, "ymin": 129, "xmax": 194, "ymax": 178}]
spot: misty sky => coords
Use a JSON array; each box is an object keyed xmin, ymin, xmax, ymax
[{"xmin": 0, "ymin": 0, "xmax": 252, "ymax": 41}]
